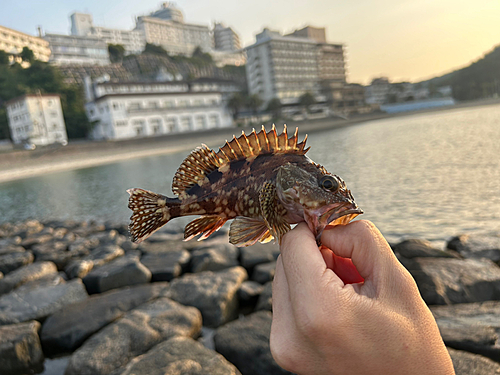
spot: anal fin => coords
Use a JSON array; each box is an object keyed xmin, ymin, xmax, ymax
[
  {"xmin": 229, "ymin": 217, "xmax": 272, "ymax": 247},
  {"xmin": 184, "ymin": 215, "xmax": 227, "ymax": 242}
]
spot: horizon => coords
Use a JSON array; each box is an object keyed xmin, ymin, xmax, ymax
[{"xmin": 1, "ymin": 0, "xmax": 499, "ymax": 84}]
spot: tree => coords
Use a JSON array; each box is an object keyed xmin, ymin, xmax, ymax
[
  {"xmin": 227, "ymin": 93, "xmax": 244, "ymax": 120},
  {"xmin": 143, "ymin": 43, "xmax": 169, "ymax": 56},
  {"xmin": 267, "ymin": 98, "xmax": 282, "ymax": 120},
  {"xmin": 0, "ymin": 50, "xmax": 9, "ymax": 66},
  {"xmin": 299, "ymin": 92, "xmax": 316, "ymax": 112},
  {"xmin": 191, "ymin": 46, "xmax": 213, "ymax": 64},
  {"xmin": 108, "ymin": 44, "xmax": 125, "ymax": 63},
  {"xmin": 20, "ymin": 47, "xmax": 35, "ymax": 64},
  {"xmin": 246, "ymin": 94, "xmax": 263, "ymax": 116}
]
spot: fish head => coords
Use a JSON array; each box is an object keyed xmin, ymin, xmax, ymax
[{"xmin": 276, "ymin": 162, "xmax": 363, "ymax": 242}]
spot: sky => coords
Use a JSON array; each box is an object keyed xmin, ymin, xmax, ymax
[{"xmin": 1, "ymin": 0, "xmax": 499, "ymax": 84}]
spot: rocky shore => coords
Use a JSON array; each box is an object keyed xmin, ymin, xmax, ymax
[{"xmin": 0, "ymin": 219, "xmax": 500, "ymax": 375}]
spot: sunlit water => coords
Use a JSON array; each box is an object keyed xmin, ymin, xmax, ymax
[{"xmin": 1, "ymin": 104, "xmax": 499, "ymax": 246}]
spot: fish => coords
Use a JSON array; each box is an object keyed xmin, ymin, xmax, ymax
[{"xmin": 127, "ymin": 125, "xmax": 362, "ymax": 247}]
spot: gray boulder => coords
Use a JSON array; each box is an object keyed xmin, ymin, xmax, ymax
[
  {"xmin": 65, "ymin": 245, "xmax": 124, "ymax": 279},
  {"xmin": 448, "ymin": 234, "xmax": 500, "ymax": 261},
  {"xmin": 406, "ymin": 257, "xmax": 500, "ymax": 305},
  {"xmin": 0, "ymin": 261, "xmax": 57, "ymax": 295},
  {"xmin": 0, "ymin": 251, "xmax": 34, "ymax": 274},
  {"xmin": 190, "ymin": 243, "xmax": 239, "ymax": 273},
  {"xmin": 82, "ymin": 255, "xmax": 151, "ymax": 294},
  {"xmin": 252, "ymin": 261, "xmax": 276, "ymax": 284},
  {"xmin": 240, "ymin": 243, "xmax": 280, "ymax": 269},
  {"xmin": 393, "ymin": 239, "xmax": 459, "ymax": 258},
  {"xmin": 31, "ymin": 241, "xmax": 71, "ymax": 270},
  {"xmin": 141, "ymin": 250, "xmax": 190, "ymax": 281},
  {"xmin": 0, "ymin": 279, "xmax": 88, "ymax": 325},
  {"xmin": 116, "ymin": 336, "xmax": 241, "ymax": 375},
  {"xmin": 432, "ymin": 301, "xmax": 500, "ymax": 361},
  {"xmin": 0, "ymin": 321, "xmax": 44, "ymax": 375},
  {"xmin": 168, "ymin": 266, "xmax": 247, "ymax": 327},
  {"xmin": 238, "ymin": 281, "xmax": 264, "ymax": 304},
  {"xmin": 214, "ymin": 311, "xmax": 292, "ymax": 375},
  {"xmin": 449, "ymin": 348, "xmax": 500, "ymax": 375},
  {"xmin": 65, "ymin": 297, "xmax": 202, "ymax": 375},
  {"xmin": 0, "ymin": 244, "xmax": 25, "ymax": 255},
  {"xmin": 256, "ymin": 281, "xmax": 273, "ymax": 311},
  {"xmin": 41, "ymin": 283, "xmax": 169, "ymax": 356}
]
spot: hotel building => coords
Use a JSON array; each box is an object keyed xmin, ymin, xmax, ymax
[{"xmin": 0, "ymin": 25, "xmax": 51, "ymax": 63}]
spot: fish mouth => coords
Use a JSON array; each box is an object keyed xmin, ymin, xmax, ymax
[{"xmin": 313, "ymin": 203, "xmax": 363, "ymax": 243}]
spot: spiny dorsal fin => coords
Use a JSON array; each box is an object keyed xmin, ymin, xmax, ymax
[{"xmin": 171, "ymin": 125, "xmax": 308, "ymax": 196}]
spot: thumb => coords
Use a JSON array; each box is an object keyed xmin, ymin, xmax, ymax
[{"xmin": 320, "ymin": 220, "xmax": 398, "ymax": 282}]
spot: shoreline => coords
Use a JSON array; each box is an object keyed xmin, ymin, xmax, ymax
[{"xmin": 1, "ymin": 97, "xmax": 499, "ymax": 184}]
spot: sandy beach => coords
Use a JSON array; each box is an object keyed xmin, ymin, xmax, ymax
[{"xmin": 1, "ymin": 98, "xmax": 499, "ymax": 184}]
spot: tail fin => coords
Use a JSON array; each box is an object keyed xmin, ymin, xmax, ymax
[{"xmin": 127, "ymin": 188, "xmax": 178, "ymax": 243}]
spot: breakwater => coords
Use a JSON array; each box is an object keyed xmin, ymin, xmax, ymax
[{"xmin": 1, "ymin": 219, "xmax": 500, "ymax": 375}]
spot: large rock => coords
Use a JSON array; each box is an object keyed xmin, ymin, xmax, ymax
[
  {"xmin": 448, "ymin": 234, "xmax": 500, "ymax": 261},
  {"xmin": 65, "ymin": 297, "xmax": 202, "ymax": 375},
  {"xmin": 0, "ymin": 261, "xmax": 57, "ymax": 295},
  {"xmin": 168, "ymin": 266, "xmax": 247, "ymax": 327},
  {"xmin": 65, "ymin": 245, "xmax": 124, "ymax": 279},
  {"xmin": 0, "ymin": 251, "xmax": 34, "ymax": 274},
  {"xmin": 140, "ymin": 250, "xmax": 190, "ymax": 281},
  {"xmin": 0, "ymin": 244, "xmax": 25, "ymax": 255},
  {"xmin": 190, "ymin": 243, "xmax": 239, "ymax": 273},
  {"xmin": 405, "ymin": 258, "xmax": 500, "ymax": 305},
  {"xmin": 0, "ymin": 321, "xmax": 44, "ymax": 375},
  {"xmin": 393, "ymin": 239, "xmax": 459, "ymax": 258},
  {"xmin": 116, "ymin": 336, "xmax": 241, "ymax": 375},
  {"xmin": 214, "ymin": 311, "xmax": 292, "ymax": 375},
  {"xmin": 82, "ymin": 255, "xmax": 151, "ymax": 294},
  {"xmin": 31, "ymin": 241, "xmax": 72, "ymax": 270},
  {"xmin": 0, "ymin": 279, "xmax": 88, "ymax": 325},
  {"xmin": 240, "ymin": 243, "xmax": 280, "ymax": 269},
  {"xmin": 251, "ymin": 261, "xmax": 276, "ymax": 284},
  {"xmin": 449, "ymin": 348, "xmax": 500, "ymax": 375},
  {"xmin": 238, "ymin": 281, "xmax": 264, "ymax": 305},
  {"xmin": 41, "ymin": 283, "xmax": 169, "ymax": 356},
  {"xmin": 431, "ymin": 301, "xmax": 500, "ymax": 361},
  {"xmin": 255, "ymin": 281, "xmax": 273, "ymax": 311}
]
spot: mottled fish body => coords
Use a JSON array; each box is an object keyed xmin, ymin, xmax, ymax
[{"xmin": 128, "ymin": 125, "xmax": 362, "ymax": 246}]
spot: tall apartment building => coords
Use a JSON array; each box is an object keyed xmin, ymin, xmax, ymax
[
  {"xmin": 213, "ymin": 23, "xmax": 241, "ymax": 52},
  {"xmin": 5, "ymin": 94, "xmax": 68, "ymax": 146},
  {"xmin": 83, "ymin": 77, "xmax": 232, "ymax": 140},
  {"xmin": 0, "ymin": 25, "xmax": 51, "ymax": 63},
  {"xmin": 245, "ymin": 28, "xmax": 320, "ymax": 104},
  {"xmin": 43, "ymin": 33, "xmax": 110, "ymax": 65},
  {"xmin": 70, "ymin": 13, "xmax": 144, "ymax": 54},
  {"xmin": 246, "ymin": 27, "xmax": 346, "ymax": 105},
  {"xmin": 135, "ymin": 3, "xmax": 212, "ymax": 56}
]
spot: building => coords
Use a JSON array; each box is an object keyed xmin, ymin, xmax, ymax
[
  {"xmin": 0, "ymin": 25, "xmax": 51, "ymax": 63},
  {"xmin": 213, "ymin": 23, "xmax": 241, "ymax": 52},
  {"xmin": 288, "ymin": 26, "xmax": 326, "ymax": 43},
  {"xmin": 5, "ymin": 94, "xmax": 68, "ymax": 146},
  {"xmin": 135, "ymin": 3, "xmax": 212, "ymax": 56},
  {"xmin": 364, "ymin": 77, "xmax": 391, "ymax": 104},
  {"xmin": 43, "ymin": 34, "xmax": 110, "ymax": 65},
  {"xmin": 83, "ymin": 77, "xmax": 232, "ymax": 140},
  {"xmin": 70, "ymin": 12, "xmax": 144, "ymax": 54},
  {"xmin": 245, "ymin": 28, "xmax": 321, "ymax": 104}
]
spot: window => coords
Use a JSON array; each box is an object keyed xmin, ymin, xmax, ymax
[
  {"xmin": 195, "ymin": 115, "xmax": 206, "ymax": 129},
  {"xmin": 180, "ymin": 116, "xmax": 192, "ymax": 130},
  {"xmin": 208, "ymin": 115, "xmax": 219, "ymax": 128},
  {"xmin": 51, "ymin": 111, "xmax": 58, "ymax": 118},
  {"xmin": 113, "ymin": 103, "xmax": 119, "ymax": 110},
  {"xmin": 52, "ymin": 123, "xmax": 58, "ymax": 129},
  {"xmin": 166, "ymin": 117, "xmax": 177, "ymax": 132}
]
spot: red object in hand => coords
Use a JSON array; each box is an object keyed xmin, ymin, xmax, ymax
[{"xmin": 320, "ymin": 245, "xmax": 365, "ymax": 284}]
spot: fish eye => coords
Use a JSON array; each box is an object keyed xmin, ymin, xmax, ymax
[{"xmin": 319, "ymin": 175, "xmax": 339, "ymax": 192}]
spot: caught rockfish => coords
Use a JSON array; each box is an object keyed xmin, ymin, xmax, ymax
[{"xmin": 128, "ymin": 125, "xmax": 362, "ymax": 247}]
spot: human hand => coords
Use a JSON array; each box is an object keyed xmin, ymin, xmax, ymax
[{"xmin": 270, "ymin": 220, "xmax": 454, "ymax": 375}]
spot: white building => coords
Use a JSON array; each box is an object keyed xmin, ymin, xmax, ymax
[
  {"xmin": 245, "ymin": 28, "xmax": 320, "ymax": 104},
  {"xmin": 43, "ymin": 33, "xmax": 109, "ymax": 65},
  {"xmin": 135, "ymin": 3, "xmax": 212, "ymax": 56},
  {"xmin": 70, "ymin": 13, "xmax": 145, "ymax": 54},
  {"xmin": 5, "ymin": 94, "xmax": 68, "ymax": 146},
  {"xmin": 83, "ymin": 77, "xmax": 233, "ymax": 140},
  {"xmin": 213, "ymin": 23, "xmax": 241, "ymax": 52},
  {"xmin": 0, "ymin": 25, "xmax": 51, "ymax": 63}
]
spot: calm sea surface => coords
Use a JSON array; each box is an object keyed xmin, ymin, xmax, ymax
[{"xmin": 1, "ymin": 104, "xmax": 499, "ymax": 246}]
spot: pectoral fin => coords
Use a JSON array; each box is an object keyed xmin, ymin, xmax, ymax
[
  {"xmin": 259, "ymin": 182, "xmax": 291, "ymax": 244},
  {"xmin": 229, "ymin": 217, "xmax": 272, "ymax": 247}
]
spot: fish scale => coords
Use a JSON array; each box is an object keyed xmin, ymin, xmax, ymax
[{"xmin": 127, "ymin": 125, "xmax": 362, "ymax": 246}]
